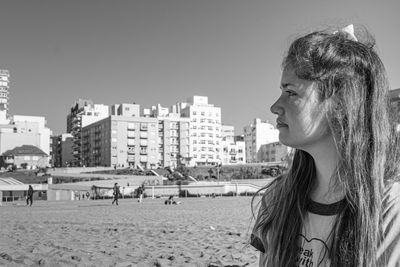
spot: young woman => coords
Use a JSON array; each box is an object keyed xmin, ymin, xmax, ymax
[{"xmin": 251, "ymin": 25, "xmax": 400, "ymax": 266}]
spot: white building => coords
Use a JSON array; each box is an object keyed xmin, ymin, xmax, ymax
[
  {"xmin": 111, "ymin": 103, "xmax": 140, "ymax": 117},
  {"xmin": 243, "ymin": 118, "xmax": 279, "ymax": 163},
  {"xmin": 67, "ymin": 99, "xmax": 109, "ymax": 166},
  {"xmin": 0, "ymin": 115, "xmax": 52, "ymax": 164},
  {"xmin": 179, "ymin": 96, "xmax": 222, "ymax": 166},
  {"xmin": 0, "ymin": 70, "xmax": 10, "ymax": 124},
  {"xmin": 151, "ymin": 104, "xmax": 191, "ymax": 167},
  {"xmin": 221, "ymin": 125, "xmax": 246, "ymax": 165}
]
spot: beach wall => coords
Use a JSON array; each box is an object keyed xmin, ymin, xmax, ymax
[
  {"xmin": 145, "ymin": 182, "xmax": 264, "ymax": 198},
  {"xmin": 48, "ymin": 167, "xmax": 115, "ymax": 174},
  {"xmin": 51, "ymin": 174, "xmax": 163, "ymax": 187}
]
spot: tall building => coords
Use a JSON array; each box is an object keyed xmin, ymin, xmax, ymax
[
  {"xmin": 0, "ymin": 70, "xmax": 52, "ymax": 166},
  {"xmin": 221, "ymin": 125, "xmax": 246, "ymax": 165},
  {"xmin": 81, "ymin": 115, "xmax": 159, "ymax": 168},
  {"xmin": 243, "ymin": 118, "xmax": 279, "ymax": 163},
  {"xmin": 158, "ymin": 118, "xmax": 190, "ymax": 168},
  {"xmin": 51, "ymin": 133, "xmax": 74, "ymax": 167},
  {"xmin": 258, "ymin": 141, "xmax": 290, "ymax": 163},
  {"xmin": 80, "ymin": 96, "xmax": 223, "ymax": 168},
  {"xmin": 66, "ymin": 99, "xmax": 109, "ymax": 166},
  {"xmin": 151, "ymin": 104, "xmax": 191, "ymax": 167},
  {"xmin": 179, "ymin": 96, "xmax": 222, "ymax": 166},
  {"xmin": 0, "ymin": 69, "xmax": 10, "ymax": 124}
]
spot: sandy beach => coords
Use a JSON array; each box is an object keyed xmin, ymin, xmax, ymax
[{"xmin": 0, "ymin": 196, "xmax": 260, "ymax": 267}]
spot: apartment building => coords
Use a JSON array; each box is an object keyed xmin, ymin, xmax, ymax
[
  {"xmin": 51, "ymin": 133, "xmax": 74, "ymax": 167},
  {"xmin": 0, "ymin": 69, "xmax": 10, "ymax": 124},
  {"xmin": 81, "ymin": 114, "xmax": 159, "ymax": 169},
  {"xmin": 66, "ymin": 99, "xmax": 109, "ymax": 166},
  {"xmin": 243, "ymin": 118, "xmax": 279, "ymax": 163},
  {"xmin": 221, "ymin": 125, "xmax": 245, "ymax": 165},
  {"xmin": 80, "ymin": 96, "xmax": 223, "ymax": 168},
  {"xmin": 151, "ymin": 104, "xmax": 190, "ymax": 167},
  {"xmin": 179, "ymin": 96, "xmax": 222, "ymax": 166},
  {"xmin": 111, "ymin": 103, "xmax": 140, "ymax": 117},
  {"xmin": 258, "ymin": 141, "xmax": 290, "ymax": 163}
]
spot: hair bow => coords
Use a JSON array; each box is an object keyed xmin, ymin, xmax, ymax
[{"xmin": 334, "ymin": 24, "xmax": 358, "ymax": 42}]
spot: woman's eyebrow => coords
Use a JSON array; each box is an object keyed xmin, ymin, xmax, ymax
[{"xmin": 280, "ymin": 82, "xmax": 295, "ymax": 89}]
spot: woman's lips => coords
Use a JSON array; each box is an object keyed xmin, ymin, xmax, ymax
[{"xmin": 276, "ymin": 120, "xmax": 288, "ymax": 128}]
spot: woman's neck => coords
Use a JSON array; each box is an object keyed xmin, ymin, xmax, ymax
[{"xmin": 302, "ymin": 137, "xmax": 343, "ymax": 204}]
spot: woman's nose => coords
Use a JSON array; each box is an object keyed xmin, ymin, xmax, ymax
[{"xmin": 270, "ymin": 99, "xmax": 283, "ymax": 116}]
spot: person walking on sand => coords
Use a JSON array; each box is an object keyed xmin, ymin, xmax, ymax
[
  {"xmin": 26, "ymin": 185, "xmax": 33, "ymax": 206},
  {"xmin": 251, "ymin": 24, "xmax": 400, "ymax": 266},
  {"xmin": 112, "ymin": 183, "xmax": 120, "ymax": 205},
  {"xmin": 137, "ymin": 184, "xmax": 145, "ymax": 203}
]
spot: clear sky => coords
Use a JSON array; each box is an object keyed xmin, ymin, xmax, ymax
[{"xmin": 1, "ymin": 0, "xmax": 399, "ymax": 135}]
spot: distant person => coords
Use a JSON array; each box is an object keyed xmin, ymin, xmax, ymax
[
  {"xmin": 137, "ymin": 184, "xmax": 145, "ymax": 203},
  {"xmin": 26, "ymin": 185, "xmax": 33, "ymax": 206},
  {"xmin": 164, "ymin": 195, "xmax": 180, "ymax": 205},
  {"xmin": 85, "ymin": 191, "xmax": 90, "ymax": 200},
  {"xmin": 112, "ymin": 183, "xmax": 120, "ymax": 205}
]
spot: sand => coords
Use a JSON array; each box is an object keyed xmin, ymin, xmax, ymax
[{"xmin": 0, "ymin": 196, "xmax": 260, "ymax": 267}]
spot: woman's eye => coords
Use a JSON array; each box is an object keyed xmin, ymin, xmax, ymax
[{"xmin": 285, "ymin": 90, "xmax": 297, "ymax": 97}]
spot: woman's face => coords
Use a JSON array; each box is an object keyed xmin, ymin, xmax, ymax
[{"xmin": 270, "ymin": 65, "xmax": 331, "ymax": 150}]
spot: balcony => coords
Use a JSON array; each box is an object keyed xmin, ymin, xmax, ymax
[
  {"xmin": 140, "ymin": 139, "xmax": 148, "ymax": 146},
  {"xmin": 127, "ymin": 146, "xmax": 135, "ymax": 154},
  {"xmin": 140, "ymin": 124, "xmax": 148, "ymax": 131},
  {"xmin": 140, "ymin": 132, "xmax": 148, "ymax": 139},
  {"xmin": 127, "ymin": 123, "xmax": 135, "ymax": 130}
]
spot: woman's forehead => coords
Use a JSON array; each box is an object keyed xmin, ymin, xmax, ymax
[{"xmin": 281, "ymin": 66, "xmax": 314, "ymax": 89}]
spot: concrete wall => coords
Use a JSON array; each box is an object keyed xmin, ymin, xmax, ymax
[{"xmin": 145, "ymin": 182, "xmax": 264, "ymax": 198}]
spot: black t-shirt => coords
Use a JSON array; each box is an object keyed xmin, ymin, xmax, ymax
[{"xmin": 251, "ymin": 183, "xmax": 400, "ymax": 266}]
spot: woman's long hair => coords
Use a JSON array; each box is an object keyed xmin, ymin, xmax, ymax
[{"xmin": 252, "ymin": 26, "xmax": 398, "ymax": 266}]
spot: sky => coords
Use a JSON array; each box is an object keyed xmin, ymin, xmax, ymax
[{"xmin": 1, "ymin": 0, "xmax": 399, "ymax": 135}]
